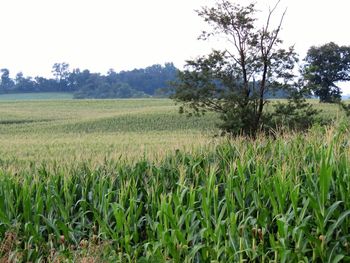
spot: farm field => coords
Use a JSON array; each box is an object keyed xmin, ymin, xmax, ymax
[
  {"xmin": 0, "ymin": 97, "xmax": 344, "ymax": 171},
  {"xmin": 0, "ymin": 99, "xmax": 218, "ymax": 172},
  {"xmin": 0, "ymin": 92, "xmax": 73, "ymax": 101},
  {"xmin": 0, "ymin": 98, "xmax": 350, "ymax": 262}
]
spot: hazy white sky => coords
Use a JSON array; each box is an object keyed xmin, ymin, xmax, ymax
[{"xmin": 0, "ymin": 0, "xmax": 350, "ymax": 92}]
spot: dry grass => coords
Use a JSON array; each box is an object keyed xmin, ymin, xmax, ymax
[{"xmin": 0, "ymin": 232, "xmax": 17, "ymax": 263}]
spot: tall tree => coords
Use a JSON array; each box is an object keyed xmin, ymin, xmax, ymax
[
  {"xmin": 171, "ymin": 1, "xmax": 301, "ymax": 136},
  {"xmin": 0, "ymin": 68, "xmax": 15, "ymax": 92},
  {"xmin": 51, "ymin": 62, "xmax": 71, "ymax": 91},
  {"xmin": 303, "ymin": 42, "xmax": 350, "ymax": 103}
]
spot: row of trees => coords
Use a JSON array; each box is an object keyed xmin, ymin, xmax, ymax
[
  {"xmin": 171, "ymin": 0, "xmax": 350, "ymax": 137},
  {"xmin": 1, "ymin": 42, "xmax": 348, "ymax": 101},
  {"xmin": 0, "ymin": 44, "xmax": 348, "ymax": 102},
  {"xmin": 0, "ymin": 63, "xmax": 178, "ymax": 98}
]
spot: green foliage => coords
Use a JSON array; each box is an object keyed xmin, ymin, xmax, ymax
[
  {"xmin": 272, "ymin": 92, "xmax": 322, "ymax": 131},
  {"xmin": 303, "ymin": 42, "xmax": 350, "ymax": 103},
  {"xmin": 1, "ymin": 125, "xmax": 350, "ymax": 262},
  {"xmin": 0, "ymin": 63, "xmax": 178, "ymax": 98},
  {"xmin": 339, "ymin": 101, "xmax": 350, "ymax": 117},
  {"xmin": 52, "ymin": 62, "xmax": 71, "ymax": 92},
  {"xmin": 218, "ymin": 100, "xmax": 263, "ymax": 136},
  {"xmin": 73, "ymin": 80, "xmax": 148, "ymax": 99},
  {"xmin": 0, "ymin": 68, "xmax": 15, "ymax": 92},
  {"xmin": 172, "ymin": 1, "xmax": 312, "ymax": 137}
]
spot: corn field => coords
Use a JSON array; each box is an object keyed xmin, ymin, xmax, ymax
[{"xmin": 1, "ymin": 124, "xmax": 350, "ymax": 262}]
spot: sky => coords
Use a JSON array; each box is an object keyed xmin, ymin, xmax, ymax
[{"xmin": 0, "ymin": 0, "xmax": 349, "ymax": 93}]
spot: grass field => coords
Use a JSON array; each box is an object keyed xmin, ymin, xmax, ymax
[
  {"xmin": 0, "ymin": 99, "xmax": 219, "ymax": 172},
  {"xmin": 0, "ymin": 98, "xmax": 350, "ymax": 262},
  {"xmin": 0, "ymin": 92, "xmax": 73, "ymax": 101}
]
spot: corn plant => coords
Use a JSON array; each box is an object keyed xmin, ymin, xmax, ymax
[{"xmin": 1, "ymin": 124, "xmax": 350, "ymax": 262}]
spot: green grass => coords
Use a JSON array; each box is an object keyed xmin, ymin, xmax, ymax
[
  {"xmin": 0, "ymin": 92, "xmax": 73, "ymax": 100},
  {"xmin": 0, "ymin": 98, "xmax": 349, "ymax": 262}
]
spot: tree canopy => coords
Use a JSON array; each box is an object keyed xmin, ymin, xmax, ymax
[
  {"xmin": 171, "ymin": 0, "xmax": 312, "ymax": 137},
  {"xmin": 303, "ymin": 42, "xmax": 350, "ymax": 103},
  {"xmin": 0, "ymin": 63, "xmax": 178, "ymax": 98}
]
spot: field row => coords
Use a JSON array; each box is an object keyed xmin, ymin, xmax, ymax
[
  {"xmin": 1, "ymin": 125, "xmax": 349, "ymax": 261},
  {"xmin": 0, "ymin": 99, "xmax": 218, "ymax": 171}
]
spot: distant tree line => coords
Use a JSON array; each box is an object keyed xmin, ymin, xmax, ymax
[
  {"xmin": 1, "ymin": 41, "xmax": 349, "ymax": 102},
  {"xmin": 0, "ymin": 63, "xmax": 178, "ymax": 98},
  {"xmin": 0, "ymin": 62, "xmax": 293, "ymax": 99}
]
